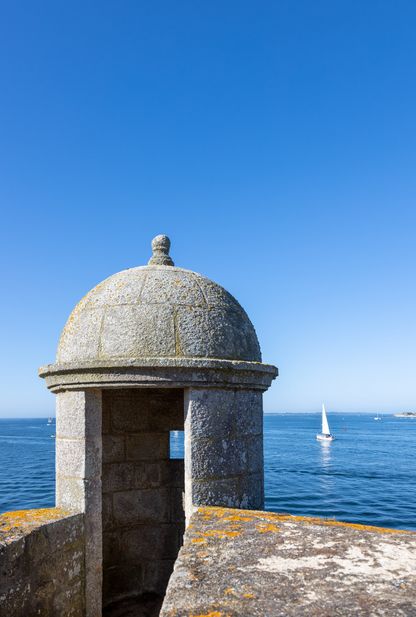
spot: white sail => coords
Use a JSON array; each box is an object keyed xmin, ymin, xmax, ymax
[{"xmin": 322, "ymin": 404, "xmax": 330, "ymax": 435}]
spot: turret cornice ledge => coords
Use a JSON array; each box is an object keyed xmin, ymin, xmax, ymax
[{"xmin": 39, "ymin": 358, "xmax": 278, "ymax": 393}]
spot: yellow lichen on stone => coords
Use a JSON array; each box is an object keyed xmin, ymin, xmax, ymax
[
  {"xmin": 255, "ymin": 522, "xmax": 279, "ymax": 533},
  {"xmin": 190, "ymin": 612, "xmax": 226, "ymax": 617},
  {"xmin": 223, "ymin": 587, "xmax": 255, "ymax": 600},
  {"xmin": 223, "ymin": 516, "xmax": 253, "ymax": 523},
  {"xmin": 202, "ymin": 529, "xmax": 241, "ymax": 539},
  {"xmin": 200, "ymin": 506, "xmax": 247, "ymax": 518},
  {"xmin": 274, "ymin": 513, "xmax": 411, "ymax": 534},
  {"xmin": 0, "ymin": 507, "xmax": 70, "ymax": 534},
  {"xmin": 197, "ymin": 506, "xmax": 414, "ymax": 534}
]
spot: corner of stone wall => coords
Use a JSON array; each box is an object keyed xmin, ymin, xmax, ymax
[{"xmin": 0, "ymin": 507, "xmax": 85, "ymax": 617}]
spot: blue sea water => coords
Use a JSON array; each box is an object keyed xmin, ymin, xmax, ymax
[
  {"xmin": 0, "ymin": 418, "xmax": 55, "ymax": 512},
  {"xmin": 264, "ymin": 413, "xmax": 416, "ymax": 531},
  {"xmin": 1, "ymin": 414, "xmax": 415, "ymax": 530}
]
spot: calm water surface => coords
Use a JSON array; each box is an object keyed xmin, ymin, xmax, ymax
[
  {"xmin": 1, "ymin": 414, "xmax": 415, "ymax": 530},
  {"xmin": 264, "ymin": 413, "xmax": 416, "ymax": 530},
  {"xmin": 0, "ymin": 419, "xmax": 55, "ymax": 512}
]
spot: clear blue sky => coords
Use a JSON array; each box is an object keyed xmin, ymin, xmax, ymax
[{"xmin": 1, "ymin": 1, "xmax": 415, "ymax": 416}]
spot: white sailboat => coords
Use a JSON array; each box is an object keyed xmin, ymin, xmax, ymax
[
  {"xmin": 316, "ymin": 404, "xmax": 334, "ymax": 441},
  {"xmin": 374, "ymin": 413, "xmax": 381, "ymax": 421}
]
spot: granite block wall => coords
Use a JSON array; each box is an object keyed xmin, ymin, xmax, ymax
[
  {"xmin": 184, "ymin": 388, "xmax": 264, "ymax": 519},
  {"xmin": 55, "ymin": 389, "xmax": 102, "ymax": 617},
  {"xmin": 0, "ymin": 508, "xmax": 84, "ymax": 617},
  {"xmin": 101, "ymin": 388, "xmax": 185, "ymax": 610}
]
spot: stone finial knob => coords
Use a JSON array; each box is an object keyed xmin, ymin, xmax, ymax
[{"xmin": 148, "ymin": 234, "xmax": 174, "ymax": 266}]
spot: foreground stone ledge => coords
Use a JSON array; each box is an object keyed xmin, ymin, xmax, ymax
[
  {"xmin": 0, "ymin": 507, "xmax": 85, "ymax": 617},
  {"xmin": 161, "ymin": 506, "xmax": 416, "ymax": 617},
  {"xmin": 0, "ymin": 507, "xmax": 72, "ymax": 542}
]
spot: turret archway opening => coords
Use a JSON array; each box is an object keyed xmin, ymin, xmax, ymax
[{"xmin": 102, "ymin": 388, "xmax": 185, "ymax": 616}]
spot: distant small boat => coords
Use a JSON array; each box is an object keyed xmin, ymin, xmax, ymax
[
  {"xmin": 316, "ymin": 404, "xmax": 334, "ymax": 441},
  {"xmin": 374, "ymin": 413, "xmax": 381, "ymax": 421},
  {"xmin": 47, "ymin": 417, "xmax": 53, "ymax": 425}
]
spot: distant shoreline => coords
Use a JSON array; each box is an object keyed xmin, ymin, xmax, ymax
[
  {"xmin": 264, "ymin": 411, "xmax": 389, "ymax": 415},
  {"xmin": 0, "ymin": 411, "xmax": 414, "ymax": 419}
]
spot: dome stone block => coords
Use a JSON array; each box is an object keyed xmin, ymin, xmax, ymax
[
  {"xmin": 40, "ymin": 237, "xmax": 277, "ymax": 392},
  {"xmin": 56, "ymin": 266, "xmax": 261, "ymax": 365}
]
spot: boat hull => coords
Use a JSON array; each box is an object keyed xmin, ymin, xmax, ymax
[{"xmin": 316, "ymin": 433, "xmax": 334, "ymax": 441}]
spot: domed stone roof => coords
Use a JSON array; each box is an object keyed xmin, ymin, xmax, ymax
[{"xmin": 56, "ymin": 235, "xmax": 261, "ymax": 365}]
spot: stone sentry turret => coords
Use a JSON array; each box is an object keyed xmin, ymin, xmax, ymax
[{"xmin": 39, "ymin": 235, "xmax": 278, "ymax": 617}]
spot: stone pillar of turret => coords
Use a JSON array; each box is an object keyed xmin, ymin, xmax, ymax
[{"xmin": 40, "ymin": 235, "xmax": 277, "ymax": 616}]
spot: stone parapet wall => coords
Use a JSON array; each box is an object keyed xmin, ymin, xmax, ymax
[
  {"xmin": 161, "ymin": 506, "xmax": 416, "ymax": 617},
  {"xmin": 0, "ymin": 508, "xmax": 84, "ymax": 617}
]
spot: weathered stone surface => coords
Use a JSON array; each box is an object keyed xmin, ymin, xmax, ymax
[
  {"xmin": 161, "ymin": 506, "xmax": 416, "ymax": 617},
  {"xmin": 190, "ymin": 437, "xmax": 249, "ymax": 479},
  {"xmin": 191, "ymin": 474, "xmax": 263, "ymax": 510},
  {"xmin": 185, "ymin": 388, "xmax": 235, "ymax": 438},
  {"xmin": 102, "ymin": 531, "xmax": 120, "ymax": 565},
  {"xmin": 162, "ymin": 459, "xmax": 184, "ymax": 488},
  {"xmin": 102, "ymin": 434, "xmax": 125, "ymax": 463},
  {"xmin": 119, "ymin": 524, "xmax": 181, "ymax": 561},
  {"xmin": 103, "ymin": 564, "xmax": 143, "ymax": 604},
  {"xmin": 102, "ymin": 463, "xmax": 137, "ymax": 493},
  {"xmin": 102, "ymin": 461, "xmax": 162, "ymax": 493},
  {"xmin": 169, "ymin": 488, "xmax": 185, "ymax": 524},
  {"xmin": 113, "ymin": 489, "xmax": 170, "ymax": 525},
  {"xmin": 107, "ymin": 388, "xmax": 184, "ymax": 433},
  {"xmin": 110, "ymin": 395, "xmax": 151, "ymax": 433},
  {"xmin": 133, "ymin": 462, "xmax": 164, "ymax": 488},
  {"xmin": 55, "ymin": 389, "xmax": 102, "ymax": 617},
  {"xmin": 102, "ymin": 403, "xmax": 111, "ymax": 434},
  {"xmin": 176, "ymin": 305, "xmax": 259, "ymax": 361},
  {"xmin": 57, "ymin": 307, "xmax": 104, "ymax": 362},
  {"xmin": 143, "ymin": 559, "xmax": 176, "ymax": 596},
  {"xmin": 56, "ymin": 389, "xmax": 102, "ymax": 440},
  {"xmin": 234, "ymin": 389, "xmax": 263, "ymax": 435},
  {"xmin": 125, "ymin": 432, "xmax": 169, "ymax": 461},
  {"xmin": 52, "ymin": 264, "xmax": 262, "ymax": 366},
  {"xmin": 0, "ymin": 508, "xmax": 85, "ymax": 617},
  {"xmin": 102, "ymin": 493, "xmax": 113, "ymax": 532},
  {"xmin": 140, "ymin": 269, "xmax": 203, "ymax": 305},
  {"xmin": 148, "ymin": 234, "xmax": 175, "ymax": 267},
  {"xmin": 185, "ymin": 388, "xmax": 264, "ymax": 519},
  {"xmin": 246, "ymin": 434, "xmax": 263, "ymax": 473},
  {"xmin": 56, "ymin": 437, "xmax": 101, "ymax": 478},
  {"xmin": 40, "ymin": 358, "xmax": 277, "ymax": 392},
  {"xmin": 186, "ymin": 388, "xmax": 262, "ymax": 440},
  {"xmin": 56, "ymin": 476, "xmax": 86, "ymax": 510},
  {"xmin": 101, "ymin": 304, "xmax": 176, "ymax": 358}
]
